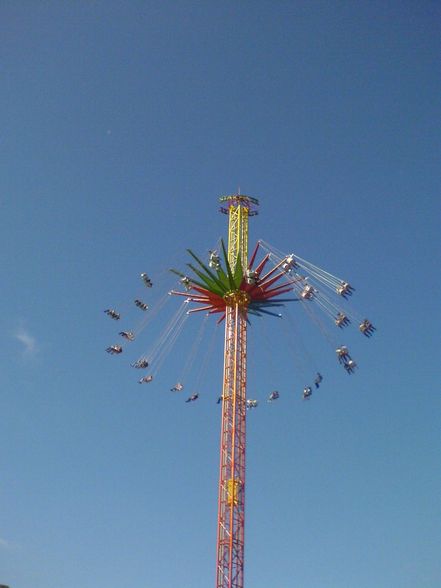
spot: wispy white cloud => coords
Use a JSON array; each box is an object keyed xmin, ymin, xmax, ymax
[
  {"xmin": 14, "ymin": 326, "xmax": 37, "ymax": 355},
  {"xmin": 0, "ymin": 536, "xmax": 20, "ymax": 551}
]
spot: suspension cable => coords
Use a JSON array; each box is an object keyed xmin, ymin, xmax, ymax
[
  {"xmin": 149, "ymin": 304, "xmax": 190, "ymax": 376},
  {"xmin": 278, "ymin": 308, "xmax": 318, "ymax": 384},
  {"xmin": 179, "ymin": 313, "xmax": 209, "ymax": 384},
  {"xmin": 194, "ymin": 317, "xmax": 219, "ymax": 393},
  {"xmin": 135, "ymin": 300, "xmax": 188, "ymax": 367}
]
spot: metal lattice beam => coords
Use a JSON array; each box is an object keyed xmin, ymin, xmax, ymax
[{"xmin": 216, "ymin": 194, "xmax": 258, "ymax": 588}]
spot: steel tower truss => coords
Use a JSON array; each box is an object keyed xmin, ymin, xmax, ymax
[
  {"xmin": 216, "ymin": 195, "xmax": 258, "ymax": 588},
  {"xmin": 171, "ymin": 194, "xmax": 302, "ymax": 587}
]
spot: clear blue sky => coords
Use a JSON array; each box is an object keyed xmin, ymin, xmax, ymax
[{"xmin": 1, "ymin": 2, "xmax": 440, "ymax": 587}]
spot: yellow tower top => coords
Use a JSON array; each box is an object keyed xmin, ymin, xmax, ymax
[{"xmin": 219, "ymin": 194, "xmax": 259, "ymax": 270}]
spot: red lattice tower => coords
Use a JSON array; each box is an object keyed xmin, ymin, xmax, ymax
[
  {"xmin": 170, "ymin": 194, "xmax": 297, "ymax": 587},
  {"xmin": 215, "ymin": 195, "xmax": 256, "ymax": 588}
]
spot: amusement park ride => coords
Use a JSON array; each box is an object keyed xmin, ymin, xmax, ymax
[{"xmin": 103, "ymin": 194, "xmax": 375, "ymax": 588}]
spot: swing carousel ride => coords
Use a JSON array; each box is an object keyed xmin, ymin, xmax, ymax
[{"xmin": 102, "ymin": 194, "xmax": 375, "ymax": 588}]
